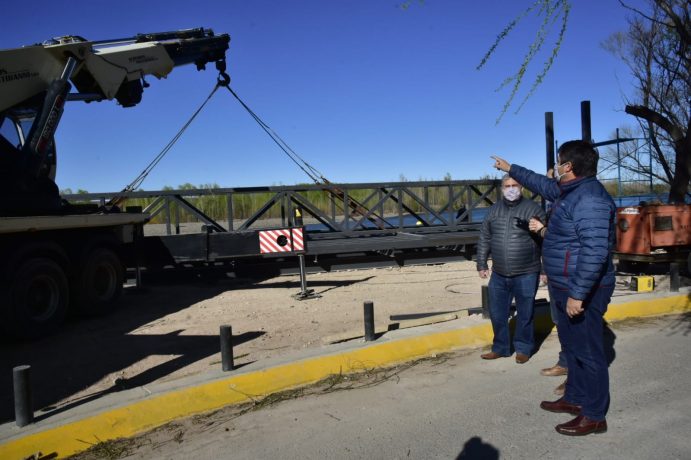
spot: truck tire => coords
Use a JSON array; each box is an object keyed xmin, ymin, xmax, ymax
[
  {"xmin": 72, "ymin": 247, "xmax": 124, "ymax": 316},
  {"xmin": 1, "ymin": 257, "xmax": 69, "ymax": 339}
]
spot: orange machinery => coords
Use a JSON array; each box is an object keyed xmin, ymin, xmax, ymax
[{"xmin": 616, "ymin": 204, "xmax": 691, "ymax": 270}]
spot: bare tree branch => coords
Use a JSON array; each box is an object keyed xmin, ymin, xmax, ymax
[{"xmin": 626, "ymin": 104, "xmax": 685, "ymax": 141}]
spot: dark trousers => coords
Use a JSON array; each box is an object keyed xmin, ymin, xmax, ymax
[
  {"xmin": 488, "ymin": 272, "xmax": 539, "ymax": 356},
  {"xmin": 551, "ymin": 285, "xmax": 614, "ymax": 421},
  {"xmin": 548, "ymin": 294, "xmax": 567, "ymax": 368}
]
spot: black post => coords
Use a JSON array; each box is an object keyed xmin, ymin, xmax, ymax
[
  {"xmin": 220, "ymin": 325, "xmax": 234, "ymax": 371},
  {"xmin": 670, "ymin": 263, "xmax": 680, "ymax": 292},
  {"xmin": 13, "ymin": 365, "xmax": 33, "ymax": 427},
  {"xmin": 545, "ymin": 112, "xmax": 555, "ymax": 172},
  {"xmin": 364, "ymin": 301, "xmax": 375, "ymax": 341},
  {"xmin": 481, "ymin": 285, "xmax": 490, "ymax": 319},
  {"xmin": 581, "ymin": 100, "xmax": 592, "ymax": 142}
]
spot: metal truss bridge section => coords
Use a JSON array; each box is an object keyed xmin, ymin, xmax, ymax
[{"xmin": 65, "ymin": 179, "xmax": 510, "ymax": 272}]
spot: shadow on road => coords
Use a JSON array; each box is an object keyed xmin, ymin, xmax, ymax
[
  {"xmin": 456, "ymin": 436, "xmax": 500, "ymax": 459},
  {"xmin": 0, "ymin": 278, "xmax": 264, "ymax": 424}
]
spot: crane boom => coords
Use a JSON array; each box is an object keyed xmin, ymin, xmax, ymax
[
  {"xmin": 0, "ymin": 28, "xmax": 229, "ymax": 111},
  {"xmin": 0, "ymin": 28, "xmax": 230, "ymax": 216}
]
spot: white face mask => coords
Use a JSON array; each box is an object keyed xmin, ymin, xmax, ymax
[
  {"xmin": 554, "ymin": 162, "xmax": 568, "ymax": 182},
  {"xmin": 503, "ymin": 186, "xmax": 522, "ymax": 201}
]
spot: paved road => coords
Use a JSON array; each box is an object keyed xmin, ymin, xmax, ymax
[{"xmin": 106, "ymin": 314, "xmax": 691, "ymax": 460}]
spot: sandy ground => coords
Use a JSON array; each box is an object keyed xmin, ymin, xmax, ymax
[{"xmin": 0, "ymin": 260, "xmax": 681, "ymax": 424}]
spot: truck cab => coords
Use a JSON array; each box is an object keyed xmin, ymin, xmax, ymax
[{"xmin": 0, "ymin": 29, "xmax": 230, "ymax": 338}]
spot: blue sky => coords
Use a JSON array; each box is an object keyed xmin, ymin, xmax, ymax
[{"xmin": 2, "ymin": 0, "xmax": 645, "ymax": 193}]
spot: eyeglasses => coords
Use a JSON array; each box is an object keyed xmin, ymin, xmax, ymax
[{"xmin": 503, "ymin": 184, "xmax": 520, "ymax": 189}]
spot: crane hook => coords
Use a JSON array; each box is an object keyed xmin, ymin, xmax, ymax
[
  {"xmin": 215, "ymin": 59, "xmax": 230, "ymax": 87},
  {"xmin": 217, "ymin": 70, "xmax": 231, "ymax": 87}
]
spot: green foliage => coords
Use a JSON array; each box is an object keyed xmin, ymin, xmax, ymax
[
  {"xmin": 600, "ymin": 178, "xmax": 668, "ymax": 197},
  {"xmin": 478, "ymin": 0, "xmax": 571, "ymax": 124}
]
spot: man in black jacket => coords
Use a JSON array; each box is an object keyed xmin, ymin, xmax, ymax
[{"xmin": 477, "ymin": 175, "xmax": 546, "ymax": 363}]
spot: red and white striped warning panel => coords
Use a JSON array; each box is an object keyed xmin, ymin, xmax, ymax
[
  {"xmin": 291, "ymin": 228, "xmax": 304, "ymax": 251},
  {"xmin": 258, "ymin": 228, "xmax": 305, "ymax": 254}
]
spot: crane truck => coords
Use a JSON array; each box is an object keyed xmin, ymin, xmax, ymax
[{"xmin": 0, "ymin": 28, "xmax": 230, "ymax": 339}]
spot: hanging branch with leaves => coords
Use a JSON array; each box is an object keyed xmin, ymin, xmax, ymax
[{"xmin": 477, "ymin": 0, "xmax": 571, "ymax": 124}]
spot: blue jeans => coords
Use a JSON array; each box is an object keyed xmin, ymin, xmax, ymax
[
  {"xmin": 552, "ymin": 284, "xmax": 614, "ymax": 421},
  {"xmin": 548, "ymin": 291, "xmax": 567, "ymax": 368},
  {"xmin": 488, "ymin": 272, "xmax": 539, "ymax": 356}
]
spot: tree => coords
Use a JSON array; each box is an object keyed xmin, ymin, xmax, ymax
[
  {"xmin": 477, "ymin": 0, "xmax": 571, "ymax": 124},
  {"xmin": 402, "ymin": 1, "xmax": 571, "ymax": 123},
  {"xmin": 602, "ymin": 0, "xmax": 690, "ymax": 203}
]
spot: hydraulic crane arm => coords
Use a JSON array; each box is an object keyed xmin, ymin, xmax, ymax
[
  {"xmin": 0, "ymin": 28, "xmax": 229, "ymax": 216},
  {"xmin": 0, "ymin": 28, "xmax": 229, "ymax": 111}
]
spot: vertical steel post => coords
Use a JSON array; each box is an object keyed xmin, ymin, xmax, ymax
[
  {"xmin": 616, "ymin": 128, "xmax": 622, "ymax": 201},
  {"xmin": 670, "ymin": 263, "xmax": 680, "ymax": 292},
  {"xmin": 424, "ymin": 186, "xmax": 430, "ymax": 225},
  {"xmin": 227, "ymin": 192, "xmax": 234, "ymax": 231},
  {"xmin": 545, "ymin": 112, "xmax": 555, "ymax": 172},
  {"xmin": 466, "ymin": 186, "xmax": 473, "ymax": 223},
  {"xmin": 581, "ymin": 100, "xmax": 591, "ymax": 142},
  {"xmin": 397, "ymin": 188, "xmax": 404, "ymax": 229},
  {"xmin": 220, "ymin": 325, "xmax": 234, "ymax": 371},
  {"xmin": 343, "ymin": 190, "xmax": 350, "ymax": 231},
  {"xmin": 298, "ymin": 253, "xmax": 308, "ymax": 293},
  {"xmin": 164, "ymin": 196, "xmax": 172, "ymax": 235},
  {"xmin": 545, "ymin": 111, "xmax": 555, "ymax": 212},
  {"xmin": 13, "ymin": 365, "xmax": 33, "ymax": 427},
  {"xmin": 174, "ymin": 199, "xmax": 180, "ymax": 235},
  {"xmin": 364, "ymin": 301, "xmax": 375, "ymax": 341},
  {"xmin": 331, "ymin": 190, "xmax": 337, "ymax": 223}
]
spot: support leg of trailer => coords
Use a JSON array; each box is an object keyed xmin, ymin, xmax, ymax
[{"xmin": 292, "ymin": 253, "xmax": 320, "ymax": 300}]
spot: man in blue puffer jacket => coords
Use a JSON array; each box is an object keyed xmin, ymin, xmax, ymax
[{"xmin": 492, "ymin": 140, "xmax": 616, "ymax": 437}]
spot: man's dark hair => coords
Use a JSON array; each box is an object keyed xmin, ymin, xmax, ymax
[{"xmin": 557, "ymin": 140, "xmax": 599, "ymax": 177}]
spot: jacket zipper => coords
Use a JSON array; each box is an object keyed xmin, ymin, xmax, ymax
[{"xmin": 563, "ymin": 249, "xmax": 570, "ymax": 276}]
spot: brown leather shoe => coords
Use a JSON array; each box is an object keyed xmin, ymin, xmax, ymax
[
  {"xmin": 481, "ymin": 351, "xmax": 508, "ymax": 360},
  {"xmin": 540, "ymin": 364, "xmax": 567, "ymax": 377},
  {"xmin": 555, "ymin": 415, "xmax": 607, "ymax": 436},
  {"xmin": 515, "ymin": 353, "xmax": 530, "ymax": 364},
  {"xmin": 554, "ymin": 379, "xmax": 566, "ymax": 395},
  {"xmin": 540, "ymin": 397, "xmax": 581, "ymax": 415}
]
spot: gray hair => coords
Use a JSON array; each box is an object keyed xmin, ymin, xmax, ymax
[{"xmin": 501, "ymin": 174, "xmax": 521, "ymax": 186}]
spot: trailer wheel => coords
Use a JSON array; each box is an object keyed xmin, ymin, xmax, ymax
[
  {"xmin": 1, "ymin": 257, "xmax": 69, "ymax": 339},
  {"xmin": 73, "ymin": 247, "xmax": 124, "ymax": 316}
]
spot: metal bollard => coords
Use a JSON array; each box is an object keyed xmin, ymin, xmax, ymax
[
  {"xmin": 13, "ymin": 365, "xmax": 33, "ymax": 427},
  {"xmin": 670, "ymin": 263, "xmax": 680, "ymax": 292},
  {"xmin": 220, "ymin": 325, "xmax": 234, "ymax": 371},
  {"xmin": 481, "ymin": 285, "xmax": 490, "ymax": 319},
  {"xmin": 364, "ymin": 301, "xmax": 375, "ymax": 341}
]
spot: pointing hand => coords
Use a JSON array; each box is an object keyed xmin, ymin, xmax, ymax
[{"xmin": 491, "ymin": 156, "xmax": 511, "ymax": 172}]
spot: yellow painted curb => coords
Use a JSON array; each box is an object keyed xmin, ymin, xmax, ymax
[
  {"xmin": 1, "ymin": 293, "xmax": 688, "ymax": 459},
  {"xmin": 606, "ymin": 293, "xmax": 689, "ymax": 321}
]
